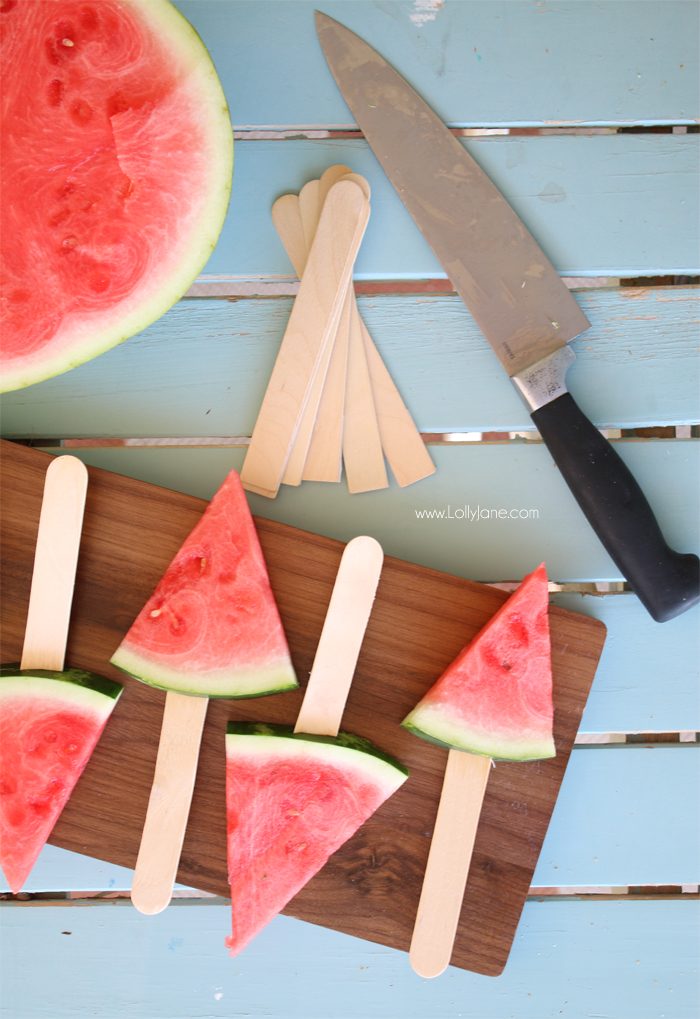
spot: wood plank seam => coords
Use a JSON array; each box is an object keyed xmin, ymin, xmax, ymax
[
  {"xmin": 3, "ymin": 885, "xmax": 698, "ymax": 905},
  {"xmin": 182, "ymin": 276, "xmax": 698, "ymax": 298},
  {"xmin": 14, "ymin": 427, "xmax": 699, "ymax": 449},
  {"xmin": 231, "ymin": 126, "xmax": 699, "ymax": 139}
]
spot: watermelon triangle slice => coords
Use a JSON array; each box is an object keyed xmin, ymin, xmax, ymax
[
  {"xmin": 402, "ymin": 564, "xmax": 555, "ymax": 761},
  {"xmin": 225, "ymin": 723, "xmax": 408, "ymax": 955},
  {"xmin": 111, "ymin": 470, "xmax": 297, "ymax": 698},
  {"xmin": 0, "ymin": 667, "xmax": 122, "ymax": 892}
]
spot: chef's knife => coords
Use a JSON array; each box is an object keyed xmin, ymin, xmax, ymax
[{"xmin": 315, "ymin": 12, "xmax": 699, "ymax": 623}]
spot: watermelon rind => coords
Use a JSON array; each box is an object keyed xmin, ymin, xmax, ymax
[
  {"xmin": 225, "ymin": 722, "xmax": 409, "ymax": 785},
  {"xmin": 111, "ymin": 647, "xmax": 298, "ymax": 700},
  {"xmin": 1, "ymin": 0, "xmax": 233, "ymax": 393},
  {"xmin": 0, "ymin": 666, "xmax": 123, "ymax": 714},
  {"xmin": 402, "ymin": 709, "xmax": 555, "ymax": 762}
]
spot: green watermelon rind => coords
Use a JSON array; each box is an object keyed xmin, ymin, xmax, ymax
[
  {"xmin": 111, "ymin": 646, "xmax": 298, "ymax": 699},
  {"xmin": 225, "ymin": 722, "xmax": 409, "ymax": 787},
  {"xmin": 0, "ymin": 666, "xmax": 123, "ymax": 715},
  {"xmin": 402, "ymin": 707, "xmax": 556, "ymax": 763},
  {"xmin": 1, "ymin": 0, "xmax": 233, "ymax": 394}
]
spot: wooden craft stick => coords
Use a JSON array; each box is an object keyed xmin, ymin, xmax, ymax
[
  {"xmin": 362, "ymin": 321, "xmax": 436, "ymax": 487},
  {"xmin": 241, "ymin": 179, "xmax": 370, "ymax": 498},
  {"xmin": 21, "ymin": 455, "xmax": 88, "ymax": 672},
  {"xmin": 343, "ymin": 298, "xmax": 388, "ymax": 492},
  {"xmin": 270, "ymin": 194, "xmax": 306, "ymax": 279},
  {"xmin": 318, "ymin": 164, "xmax": 354, "ymax": 207},
  {"xmin": 332, "ymin": 174, "xmax": 388, "ymax": 493},
  {"xmin": 281, "ymin": 181, "xmax": 335, "ymax": 486},
  {"xmin": 298, "ymin": 178, "xmax": 321, "ymax": 255},
  {"xmin": 279, "ymin": 167, "xmax": 365, "ymax": 485},
  {"xmin": 302, "ymin": 304, "xmax": 350, "ymax": 482},
  {"xmin": 294, "ymin": 536, "xmax": 383, "ymax": 738},
  {"xmin": 130, "ymin": 691, "xmax": 209, "ymax": 916},
  {"xmin": 409, "ymin": 749, "xmax": 492, "ymax": 978},
  {"xmin": 274, "ymin": 170, "xmax": 352, "ymax": 483},
  {"xmin": 301, "ymin": 165, "xmax": 357, "ymax": 481}
]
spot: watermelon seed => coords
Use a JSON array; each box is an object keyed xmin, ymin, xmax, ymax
[
  {"xmin": 46, "ymin": 79, "xmax": 64, "ymax": 107},
  {"xmin": 48, "ymin": 208, "xmax": 70, "ymax": 228},
  {"xmin": 61, "ymin": 38, "xmax": 74, "ymax": 47},
  {"xmin": 87, "ymin": 271, "xmax": 110, "ymax": 294},
  {"xmin": 61, "ymin": 236, "xmax": 78, "ymax": 252},
  {"xmin": 149, "ymin": 609, "xmax": 162, "ymax": 619},
  {"xmin": 70, "ymin": 99, "xmax": 93, "ymax": 125}
]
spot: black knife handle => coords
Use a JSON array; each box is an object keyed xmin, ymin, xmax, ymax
[{"xmin": 531, "ymin": 392, "xmax": 699, "ymax": 622}]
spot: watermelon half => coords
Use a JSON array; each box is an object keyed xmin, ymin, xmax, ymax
[
  {"xmin": 0, "ymin": 666, "xmax": 122, "ymax": 893},
  {"xmin": 1, "ymin": 0, "xmax": 233, "ymax": 392},
  {"xmin": 225, "ymin": 722, "xmax": 408, "ymax": 955},
  {"xmin": 111, "ymin": 470, "xmax": 298, "ymax": 698},
  {"xmin": 402, "ymin": 564, "xmax": 555, "ymax": 761}
]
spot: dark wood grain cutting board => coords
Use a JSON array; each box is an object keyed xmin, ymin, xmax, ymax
[{"xmin": 0, "ymin": 440, "xmax": 606, "ymax": 976}]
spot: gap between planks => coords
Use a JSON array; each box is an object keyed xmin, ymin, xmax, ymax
[
  {"xmin": 18, "ymin": 426, "xmax": 699, "ymax": 450},
  {"xmin": 184, "ymin": 276, "xmax": 699, "ymax": 298},
  {"xmin": 3, "ymin": 885, "xmax": 698, "ymax": 906},
  {"xmin": 231, "ymin": 125, "xmax": 699, "ymax": 140}
]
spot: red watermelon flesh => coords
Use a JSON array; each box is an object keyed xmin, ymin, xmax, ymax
[
  {"xmin": 402, "ymin": 564, "xmax": 555, "ymax": 761},
  {"xmin": 0, "ymin": 668, "xmax": 122, "ymax": 893},
  {"xmin": 225, "ymin": 724, "xmax": 408, "ymax": 955},
  {"xmin": 1, "ymin": 0, "xmax": 232, "ymax": 393},
  {"xmin": 111, "ymin": 470, "xmax": 297, "ymax": 698}
]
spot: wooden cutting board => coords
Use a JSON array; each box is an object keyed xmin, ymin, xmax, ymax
[{"xmin": 0, "ymin": 440, "xmax": 606, "ymax": 976}]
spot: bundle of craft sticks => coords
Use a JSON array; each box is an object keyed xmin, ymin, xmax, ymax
[{"xmin": 240, "ymin": 165, "xmax": 435, "ymax": 498}]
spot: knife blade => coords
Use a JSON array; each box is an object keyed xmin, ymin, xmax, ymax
[{"xmin": 315, "ymin": 12, "xmax": 699, "ymax": 623}]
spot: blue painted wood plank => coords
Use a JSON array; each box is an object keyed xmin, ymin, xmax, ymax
[
  {"xmin": 3, "ymin": 746, "xmax": 697, "ymax": 893},
  {"xmin": 50, "ymin": 443, "xmax": 700, "ymax": 586},
  {"xmin": 3, "ymin": 288, "xmax": 697, "ymax": 436},
  {"xmin": 553, "ymin": 594, "xmax": 700, "ymax": 734},
  {"xmin": 0, "ymin": 899, "xmax": 697, "ymax": 1017},
  {"xmin": 206, "ymin": 136, "xmax": 700, "ymax": 278},
  {"xmin": 533, "ymin": 746, "xmax": 700, "ymax": 887},
  {"xmin": 174, "ymin": 1, "xmax": 699, "ymax": 127}
]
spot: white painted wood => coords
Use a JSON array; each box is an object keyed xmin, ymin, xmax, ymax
[
  {"xmin": 130, "ymin": 692, "xmax": 209, "ymax": 916},
  {"xmin": 294, "ymin": 536, "xmax": 383, "ymax": 737},
  {"xmin": 20, "ymin": 456, "xmax": 88, "ymax": 672},
  {"xmin": 409, "ymin": 750, "xmax": 492, "ymax": 978},
  {"xmin": 241, "ymin": 179, "xmax": 369, "ymax": 496}
]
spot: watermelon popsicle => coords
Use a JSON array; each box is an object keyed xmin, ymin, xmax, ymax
[
  {"xmin": 110, "ymin": 469, "xmax": 298, "ymax": 915},
  {"xmin": 0, "ymin": 456, "xmax": 123, "ymax": 892},
  {"xmin": 225, "ymin": 536, "xmax": 409, "ymax": 956},
  {"xmin": 401, "ymin": 564, "xmax": 555, "ymax": 978}
]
